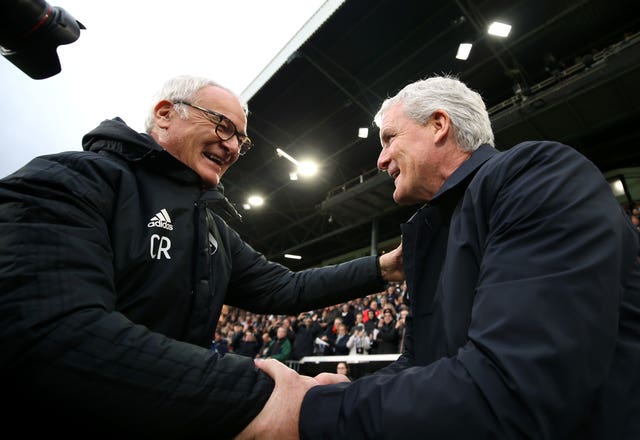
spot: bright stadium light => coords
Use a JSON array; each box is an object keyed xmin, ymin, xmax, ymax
[
  {"xmin": 456, "ymin": 43, "xmax": 472, "ymax": 60},
  {"xmin": 247, "ymin": 195, "xmax": 264, "ymax": 207},
  {"xmin": 488, "ymin": 21, "xmax": 511, "ymax": 37}
]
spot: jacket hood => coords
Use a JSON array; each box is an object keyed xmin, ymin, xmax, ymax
[
  {"xmin": 81, "ymin": 117, "xmax": 242, "ymax": 223},
  {"xmin": 82, "ymin": 117, "xmax": 163, "ymax": 161}
]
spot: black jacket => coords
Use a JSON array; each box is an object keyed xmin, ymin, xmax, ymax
[
  {"xmin": 373, "ymin": 321, "xmax": 399, "ymax": 354},
  {"xmin": 234, "ymin": 341, "xmax": 261, "ymax": 359},
  {"xmin": 332, "ymin": 334, "xmax": 350, "ymax": 356},
  {"xmin": 291, "ymin": 322, "xmax": 322, "ymax": 360},
  {"xmin": 301, "ymin": 142, "xmax": 640, "ymax": 439},
  {"xmin": 0, "ymin": 118, "xmax": 384, "ymax": 438}
]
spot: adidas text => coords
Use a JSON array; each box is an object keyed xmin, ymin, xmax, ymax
[
  {"xmin": 147, "ymin": 220, "xmax": 173, "ymax": 230},
  {"xmin": 148, "ymin": 209, "xmax": 174, "ymax": 231}
]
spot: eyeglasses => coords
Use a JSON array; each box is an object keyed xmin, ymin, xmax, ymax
[{"xmin": 173, "ymin": 101, "xmax": 252, "ymax": 155}]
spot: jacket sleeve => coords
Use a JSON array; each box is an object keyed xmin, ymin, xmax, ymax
[
  {"xmin": 0, "ymin": 155, "xmax": 272, "ymax": 438},
  {"xmin": 299, "ymin": 142, "xmax": 633, "ymax": 439},
  {"xmin": 222, "ymin": 224, "xmax": 385, "ymax": 314},
  {"xmin": 346, "ymin": 335, "xmax": 355, "ymax": 349}
]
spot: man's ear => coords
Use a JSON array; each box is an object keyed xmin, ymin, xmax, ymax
[
  {"xmin": 431, "ymin": 110, "xmax": 451, "ymax": 144},
  {"xmin": 154, "ymin": 100, "xmax": 174, "ymax": 129}
]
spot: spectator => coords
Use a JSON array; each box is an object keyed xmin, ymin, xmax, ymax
[
  {"xmin": 265, "ymin": 327, "xmax": 292, "ymax": 362},
  {"xmin": 394, "ymin": 292, "xmax": 407, "ymax": 311},
  {"xmin": 229, "ymin": 322, "xmax": 245, "ymax": 352},
  {"xmin": 379, "ymin": 295, "xmax": 390, "ymax": 312},
  {"xmin": 336, "ymin": 362, "xmax": 353, "ymax": 381},
  {"xmin": 290, "ymin": 316, "xmax": 321, "ymax": 361},
  {"xmin": 219, "ymin": 304, "xmax": 230, "ymax": 323},
  {"xmin": 363, "ymin": 309, "xmax": 378, "ymax": 340},
  {"xmin": 234, "ymin": 331, "xmax": 261, "ymax": 359},
  {"xmin": 320, "ymin": 316, "xmax": 342, "ymax": 346},
  {"xmin": 210, "ymin": 329, "xmax": 229, "ymax": 355},
  {"xmin": 381, "ymin": 302, "xmax": 396, "ymax": 317},
  {"xmin": 324, "ymin": 305, "xmax": 341, "ymax": 325},
  {"xmin": 346, "ymin": 324, "xmax": 371, "ymax": 355},
  {"xmin": 374, "ymin": 308, "xmax": 400, "ymax": 354},
  {"xmin": 352, "ymin": 312, "xmax": 364, "ymax": 332},
  {"xmin": 257, "ymin": 332, "xmax": 272, "ymax": 359},
  {"xmin": 265, "ymin": 316, "xmax": 281, "ymax": 340},
  {"xmin": 351, "ymin": 298, "xmax": 365, "ymax": 315},
  {"xmin": 314, "ymin": 316, "xmax": 339, "ymax": 356},
  {"xmin": 281, "ymin": 317, "xmax": 297, "ymax": 344},
  {"xmin": 247, "ymin": 315, "xmax": 263, "ymax": 336},
  {"xmin": 361, "ymin": 297, "xmax": 370, "ymax": 313},
  {"xmin": 395, "ymin": 306, "xmax": 410, "ymax": 353},
  {"xmin": 331, "ymin": 323, "xmax": 350, "ymax": 356},
  {"xmin": 339, "ymin": 303, "xmax": 355, "ymax": 330},
  {"xmin": 366, "ymin": 299, "xmax": 381, "ymax": 322},
  {"xmin": 384, "ymin": 284, "xmax": 398, "ymax": 304}
]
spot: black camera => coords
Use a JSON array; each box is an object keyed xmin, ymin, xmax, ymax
[{"xmin": 0, "ymin": 0, "xmax": 85, "ymax": 79}]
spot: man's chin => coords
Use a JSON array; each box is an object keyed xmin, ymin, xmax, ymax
[
  {"xmin": 393, "ymin": 189, "xmax": 408, "ymax": 205},
  {"xmin": 393, "ymin": 192, "xmax": 418, "ymax": 206},
  {"xmin": 201, "ymin": 172, "xmax": 221, "ymax": 187}
]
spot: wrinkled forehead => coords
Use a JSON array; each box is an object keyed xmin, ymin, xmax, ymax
[{"xmin": 197, "ymin": 85, "xmax": 247, "ymax": 130}]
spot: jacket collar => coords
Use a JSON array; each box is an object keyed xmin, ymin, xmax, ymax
[
  {"xmin": 405, "ymin": 144, "xmax": 498, "ymax": 224},
  {"xmin": 201, "ymin": 183, "xmax": 243, "ymax": 224},
  {"xmin": 430, "ymin": 144, "xmax": 498, "ymax": 204}
]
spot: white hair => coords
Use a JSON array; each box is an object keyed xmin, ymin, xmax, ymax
[
  {"xmin": 374, "ymin": 75, "xmax": 494, "ymax": 151},
  {"xmin": 144, "ymin": 75, "xmax": 248, "ymax": 133}
]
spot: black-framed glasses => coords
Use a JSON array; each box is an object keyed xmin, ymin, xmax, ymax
[{"xmin": 173, "ymin": 101, "xmax": 252, "ymax": 155}]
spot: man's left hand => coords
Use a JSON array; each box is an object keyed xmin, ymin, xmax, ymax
[
  {"xmin": 379, "ymin": 243, "xmax": 404, "ymax": 282},
  {"xmin": 315, "ymin": 372, "xmax": 351, "ymax": 385}
]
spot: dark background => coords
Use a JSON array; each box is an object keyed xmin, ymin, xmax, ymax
[{"xmin": 222, "ymin": 0, "xmax": 640, "ymax": 269}]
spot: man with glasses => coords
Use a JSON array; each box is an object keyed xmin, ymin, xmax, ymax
[{"xmin": 0, "ymin": 75, "xmax": 403, "ymax": 438}]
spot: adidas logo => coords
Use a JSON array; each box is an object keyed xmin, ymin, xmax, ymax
[{"xmin": 147, "ymin": 208, "xmax": 174, "ymax": 231}]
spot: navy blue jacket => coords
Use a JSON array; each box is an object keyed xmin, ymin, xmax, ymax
[{"xmin": 300, "ymin": 142, "xmax": 640, "ymax": 439}]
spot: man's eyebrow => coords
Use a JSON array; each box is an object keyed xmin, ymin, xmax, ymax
[{"xmin": 380, "ymin": 129, "xmax": 393, "ymax": 145}]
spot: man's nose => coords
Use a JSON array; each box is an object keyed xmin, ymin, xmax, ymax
[
  {"xmin": 377, "ymin": 148, "xmax": 389, "ymax": 171},
  {"xmin": 220, "ymin": 136, "xmax": 240, "ymax": 157}
]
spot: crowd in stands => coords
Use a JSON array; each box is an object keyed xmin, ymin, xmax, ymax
[
  {"xmin": 212, "ymin": 198, "xmax": 640, "ymax": 362},
  {"xmin": 212, "ymin": 281, "xmax": 410, "ymax": 363},
  {"xmin": 212, "ymin": 198, "xmax": 639, "ymax": 363},
  {"xmin": 211, "ymin": 198, "xmax": 640, "ymax": 362},
  {"xmin": 212, "ymin": 200, "xmax": 639, "ymax": 362}
]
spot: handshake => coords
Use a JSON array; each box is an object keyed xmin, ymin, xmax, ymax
[{"xmin": 235, "ymin": 359, "xmax": 349, "ymax": 439}]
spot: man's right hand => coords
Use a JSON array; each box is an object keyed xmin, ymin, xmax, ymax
[{"xmin": 235, "ymin": 359, "xmax": 318, "ymax": 440}]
